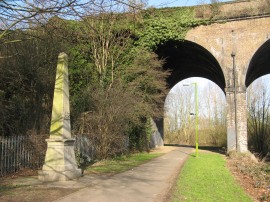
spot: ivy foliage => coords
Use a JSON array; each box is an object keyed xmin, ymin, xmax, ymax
[
  {"xmin": 135, "ymin": 18, "xmax": 186, "ymax": 49},
  {"xmin": 135, "ymin": 6, "xmax": 208, "ymax": 50}
]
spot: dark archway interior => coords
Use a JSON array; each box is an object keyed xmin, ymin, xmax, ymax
[
  {"xmin": 246, "ymin": 39, "xmax": 270, "ymax": 87},
  {"xmin": 155, "ymin": 40, "xmax": 225, "ymax": 91}
]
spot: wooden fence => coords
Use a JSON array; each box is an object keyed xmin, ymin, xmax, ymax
[{"xmin": 0, "ymin": 135, "xmax": 95, "ymax": 177}]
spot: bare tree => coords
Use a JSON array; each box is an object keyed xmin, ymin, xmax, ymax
[
  {"xmin": 164, "ymin": 85, "xmax": 194, "ymax": 145},
  {"xmin": 201, "ymin": 82, "xmax": 226, "ymax": 146},
  {"xmin": 78, "ymin": 12, "xmax": 133, "ymax": 87},
  {"xmin": 164, "ymin": 80, "xmax": 226, "ymax": 146},
  {"xmin": 247, "ymin": 77, "xmax": 270, "ymax": 156},
  {"xmin": 0, "ymin": 0, "xmax": 147, "ymax": 40},
  {"xmin": 0, "ymin": 1, "xmax": 80, "ymax": 37}
]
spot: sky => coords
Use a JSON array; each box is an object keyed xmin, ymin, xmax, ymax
[{"xmin": 147, "ymin": 0, "xmax": 232, "ymax": 8}]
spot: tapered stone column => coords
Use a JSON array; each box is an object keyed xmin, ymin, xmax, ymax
[{"xmin": 39, "ymin": 53, "xmax": 81, "ymax": 181}]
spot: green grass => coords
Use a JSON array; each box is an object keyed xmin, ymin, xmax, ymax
[
  {"xmin": 86, "ymin": 152, "xmax": 163, "ymax": 174},
  {"xmin": 172, "ymin": 153, "xmax": 253, "ymax": 202}
]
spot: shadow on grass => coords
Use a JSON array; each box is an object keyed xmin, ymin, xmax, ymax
[
  {"xmin": 0, "ymin": 184, "xmax": 29, "ymax": 194},
  {"xmin": 164, "ymin": 144, "xmax": 226, "ymax": 155}
]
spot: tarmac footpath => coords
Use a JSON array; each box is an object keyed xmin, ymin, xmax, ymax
[{"xmin": 55, "ymin": 146, "xmax": 194, "ymax": 202}]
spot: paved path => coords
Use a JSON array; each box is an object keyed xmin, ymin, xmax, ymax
[{"xmin": 55, "ymin": 146, "xmax": 194, "ymax": 202}]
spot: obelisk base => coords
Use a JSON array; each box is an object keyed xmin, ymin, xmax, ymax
[{"xmin": 38, "ymin": 138, "xmax": 81, "ymax": 181}]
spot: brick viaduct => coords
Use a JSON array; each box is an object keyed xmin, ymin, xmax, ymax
[{"xmin": 151, "ymin": 1, "xmax": 270, "ymax": 152}]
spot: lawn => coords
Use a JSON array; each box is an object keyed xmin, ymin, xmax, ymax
[
  {"xmin": 86, "ymin": 152, "xmax": 164, "ymax": 174},
  {"xmin": 172, "ymin": 152, "xmax": 253, "ymax": 202}
]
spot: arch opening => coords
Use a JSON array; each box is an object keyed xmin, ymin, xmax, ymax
[
  {"xmin": 155, "ymin": 40, "xmax": 226, "ymax": 91},
  {"xmin": 246, "ymin": 39, "xmax": 270, "ymax": 87},
  {"xmin": 164, "ymin": 77, "xmax": 227, "ymax": 147}
]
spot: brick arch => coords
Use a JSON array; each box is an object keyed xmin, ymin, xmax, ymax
[
  {"xmin": 155, "ymin": 39, "xmax": 226, "ymax": 91},
  {"xmin": 245, "ymin": 39, "xmax": 270, "ymax": 87}
]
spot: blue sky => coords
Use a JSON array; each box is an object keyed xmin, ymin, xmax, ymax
[{"xmin": 147, "ymin": 0, "xmax": 231, "ymax": 8}]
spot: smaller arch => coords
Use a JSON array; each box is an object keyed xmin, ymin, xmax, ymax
[{"xmin": 245, "ymin": 39, "xmax": 270, "ymax": 87}]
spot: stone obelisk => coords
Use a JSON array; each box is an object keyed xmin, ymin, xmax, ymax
[{"xmin": 39, "ymin": 53, "xmax": 81, "ymax": 181}]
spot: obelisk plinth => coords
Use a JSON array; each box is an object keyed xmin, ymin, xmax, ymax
[{"xmin": 39, "ymin": 53, "xmax": 81, "ymax": 181}]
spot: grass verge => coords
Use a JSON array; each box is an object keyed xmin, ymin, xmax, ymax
[
  {"xmin": 86, "ymin": 152, "xmax": 163, "ymax": 174},
  {"xmin": 172, "ymin": 152, "xmax": 253, "ymax": 202}
]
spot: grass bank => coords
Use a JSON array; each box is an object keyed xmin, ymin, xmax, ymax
[
  {"xmin": 172, "ymin": 152, "xmax": 252, "ymax": 202},
  {"xmin": 85, "ymin": 152, "xmax": 164, "ymax": 174}
]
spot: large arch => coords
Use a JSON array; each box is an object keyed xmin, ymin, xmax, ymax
[
  {"xmin": 150, "ymin": 39, "xmax": 226, "ymax": 148},
  {"xmin": 245, "ymin": 39, "xmax": 270, "ymax": 87},
  {"xmin": 155, "ymin": 40, "xmax": 226, "ymax": 91}
]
